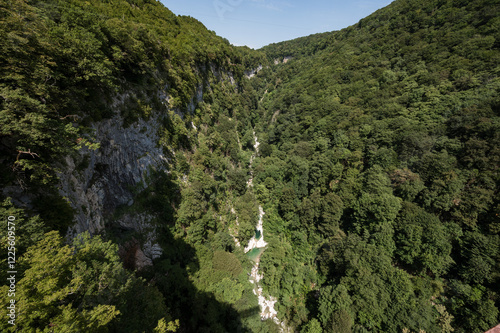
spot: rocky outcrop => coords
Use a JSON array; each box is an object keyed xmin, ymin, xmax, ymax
[
  {"xmin": 56, "ymin": 64, "xmax": 238, "ymax": 268},
  {"xmin": 245, "ymin": 65, "xmax": 263, "ymax": 79},
  {"xmin": 57, "ymin": 62, "xmax": 239, "ymax": 266},
  {"xmin": 273, "ymin": 56, "xmax": 292, "ymax": 65},
  {"xmin": 57, "ymin": 92, "xmax": 172, "ymax": 267},
  {"xmin": 118, "ymin": 237, "xmax": 161, "ymax": 271},
  {"xmin": 243, "ymin": 132, "xmax": 286, "ymax": 330},
  {"xmin": 59, "ymin": 109, "xmax": 168, "ymax": 233}
]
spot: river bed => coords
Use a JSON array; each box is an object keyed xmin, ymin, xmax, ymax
[{"xmin": 243, "ymin": 133, "xmax": 286, "ymax": 329}]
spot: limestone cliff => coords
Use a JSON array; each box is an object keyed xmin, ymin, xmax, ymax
[
  {"xmin": 57, "ymin": 66, "xmax": 236, "ymax": 269},
  {"xmin": 58, "ymin": 99, "xmax": 169, "ymax": 266}
]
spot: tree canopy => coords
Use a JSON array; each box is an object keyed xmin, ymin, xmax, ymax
[{"xmin": 0, "ymin": 0, "xmax": 499, "ymax": 332}]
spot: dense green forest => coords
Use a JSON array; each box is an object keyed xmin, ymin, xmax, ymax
[{"xmin": 0, "ymin": 0, "xmax": 499, "ymax": 332}]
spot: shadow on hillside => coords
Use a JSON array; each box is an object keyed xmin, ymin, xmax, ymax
[
  {"xmin": 137, "ymin": 224, "xmax": 260, "ymax": 333},
  {"xmin": 106, "ymin": 167, "xmax": 265, "ymax": 332}
]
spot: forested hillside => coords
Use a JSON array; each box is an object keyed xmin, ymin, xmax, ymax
[
  {"xmin": 0, "ymin": 0, "xmax": 499, "ymax": 332},
  {"xmin": 252, "ymin": 0, "xmax": 500, "ymax": 331},
  {"xmin": 0, "ymin": 0, "xmax": 268, "ymax": 331}
]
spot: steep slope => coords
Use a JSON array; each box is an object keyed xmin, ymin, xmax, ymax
[
  {"xmin": 249, "ymin": 0, "xmax": 500, "ymax": 332},
  {"xmin": 0, "ymin": 0, "xmax": 271, "ymax": 332}
]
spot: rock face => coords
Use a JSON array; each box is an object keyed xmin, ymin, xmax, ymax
[
  {"xmin": 245, "ymin": 65, "xmax": 263, "ymax": 79},
  {"xmin": 60, "ymin": 110, "xmax": 168, "ymax": 231},
  {"xmin": 246, "ymin": 206, "xmax": 281, "ymax": 327},
  {"xmin": 58, "ymin": 94, "xmax": 171, "ymax": 267},
  {"xmin": 249, "ymin": 263, "xmax": 279, "ymax": 320},
  {"xmin": 118, "ymin": 237, "xmax": 161, "ymax": 271},
  {"xmin": 273, "ymin": 57, "xmax": 292, "ymax": 65},
  {"xmin": 56, "ymin": 66, "xmax": 237, "ymax": 269}
]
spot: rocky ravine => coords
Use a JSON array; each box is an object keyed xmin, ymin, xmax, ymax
[
  {"xmin": 243, "ymin": 134, "xmax": 288, "ymax": 331},
  {"xmin": 245, "ymin": 207, "xmax": 280, "ymax": 323}
]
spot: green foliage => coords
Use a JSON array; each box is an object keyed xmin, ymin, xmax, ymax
[
  {"xmin": 458, "ymin": 232, "xmax": 499, "ymax": 285},
  {"xmin": 434, "ymin": 304, "xmax": 454, "ymax": 333},
  {"xmin": 213, "ymin": 250, "xmax": 243, "ymax": 277},
  {"xmin": 250, "ymin": 0, "xmax": 500, "ymax": 330},
  {"xmin": 154, "ymin": 318, "xmax": 180, "ymax": 332},
  {"xmin": 300, "ymin": 318, "xmax": 322, "ymax": 333},
  {"xmin": 318, "ymin": 285, "xmax": 353, "ymax": 328},
  {"xmin": 210, "ymin": 277, "xmax": 245, "ymax": 304},
  {"xmin": 1, "ymin": 0, "xmax": 499, "ymax": 331},
  {"xmin": 0, "ymin": 198, "xmax": 46, "ymax": 256},
  {"xmin": 32, "ymin": 192, "xmax": 75, "ymax": 232},
  {"xmin": 0, "ymin": 231, "xmax": 168, "ymax": 332},
  {"xmin": 235, "ymin": 192, "xmax": 259, "ymax": 245},
  {"xmin": 228, "ymin": 167, "xmax": 249, "ymax": 195},
  {"xmin": 394, "ymin": 202, "xmax": 455, "ymax": 276},
  {"xmin": 446, "ymin": 280, "xmax": 499, "ymax": 333}
]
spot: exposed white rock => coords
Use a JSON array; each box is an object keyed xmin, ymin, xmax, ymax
[
  {"xmin": 244, "ymin": 206, "xmax": 267, "ymax": 253},
  {"xmin": 243, "ymin": 131, "xmax": 285, "ymax": 330},
  {"xmin": 59, "ymin": 111, "xmax": 168, "ymax": 237},
  {"xmin": 143, "ymin": 241, "xmax": 163, "ymax": 261},
  {"xmin": 56, "ymin": 92, "xmax": 171, "ymax": 261},
  {"xmin": 245, "ymin": 65, "xmax": 263, "ymax": 79},
  {"xmin": 253, "ymin": 131, "xmax": 260, "ymax": 151},
  {"xmin": 246, "ymin": 132, "xmax": 260, "ymax": 188},
  {"xmin": 273, "ymin": 57, "xmax": 292, "ymax": 65},
  {"xmin": 246, "ymin": 208, "xmax": 284, "ymax": 328}
]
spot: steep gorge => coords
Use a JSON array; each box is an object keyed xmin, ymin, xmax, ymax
[{"xmin": 0, "ymin": 0, "xmax": 499, "ymax": 332}]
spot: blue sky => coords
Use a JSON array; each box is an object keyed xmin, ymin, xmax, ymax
[{"xmin": 160, "ymin": 0, "xmax": 393, "ymax": 49}]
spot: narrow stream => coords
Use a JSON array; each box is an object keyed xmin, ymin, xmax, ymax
[
  {"xmin": 243, "ymin": 133, "xmax": 285, "ymax": 329},
  {"xmin": 245, "ymin": 206, "xmax": 281, "ymax": 324}
]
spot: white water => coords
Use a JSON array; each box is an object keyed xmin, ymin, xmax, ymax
[
  {"xmin": 246, "ymin": 206, "xmax": 281, "ymax": 325},
  {"xmin": 227, "ymin": 132, "xmax": 285, "ymax": 328},
  {"xmin": 244, "ymin": 206, "xmax": 267, "ymax": 252},
  {"xmin": 246, "ymin": 210, "xmax": 281, "ymax": 324},
  {"xmin": 244, "ymin": 133, "xmax": 285, "ymax": 329}
]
